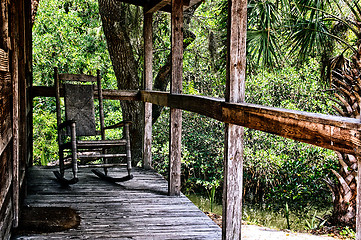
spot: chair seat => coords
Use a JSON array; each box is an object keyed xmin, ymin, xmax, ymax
[
  {"xmin": 60, "ymin": 140, "xmax": 127, "ymax": 150},
  {"xmin": 77, "ymin": 140, "xmax": 127, "ymax": 148},
  {"xmin": 77, "ymin": 153, "xmax": 127, "ymax": 159}
]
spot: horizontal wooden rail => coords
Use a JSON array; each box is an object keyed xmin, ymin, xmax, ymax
[
  {"xmin": 31, "ymin": 86, "xmax": 140, "ymax": 101},
  {"xmin": 141, "ymin": 90, "xmax": 361, "ymax": 155},
  {"xmin": 31, "ymin": 86, "xmax": 361, "ymax": 155}
]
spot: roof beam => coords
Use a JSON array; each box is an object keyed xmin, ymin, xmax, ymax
[{"xmin": 145, "ymin": 0, "xmax": 171, "ymax": 14}]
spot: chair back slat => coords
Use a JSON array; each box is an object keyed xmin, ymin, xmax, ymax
[
  {"xmin": 64, "ymin": 84, "xmax": 96, "ymax": 136},
  {"xmin": 59, "ymin": 74, "xmax": 97, "ymax": 82}
]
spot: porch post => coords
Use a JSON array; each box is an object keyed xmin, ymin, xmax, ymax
[
  {"xmin": 143, "ymin": 12, "xmax": 153, "ymax": 170},
  {"xmin": 10, "ymin": 0, "xmax": 20, "ymax": 228},
  {"xmin": 169, "ymin": 0, "xmax": 183, "ymax": 196},
  {"xmin": 222, "ymin": 0, "xmax": 247, "ymax": 239}
]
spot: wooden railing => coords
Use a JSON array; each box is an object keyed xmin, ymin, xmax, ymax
[
  {"xmin": 32, "ymin": 85, "xmax": 361, "ymax": 238},
  {"xmin": 32, "ymin": 86, "xmax": 361, "ymax": 155}
]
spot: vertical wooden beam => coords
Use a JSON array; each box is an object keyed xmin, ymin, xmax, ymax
[
  {"xmin": 10, "ymin": 0, "xmax": 20, "ymax": 228},
  {"xmin": 168, "ymin": 0, "xmax": 183, "ymax": 196},
  {"xmin": 222, "ymin": 0, "xmax": 247, "ymax": 239},
  {"xmin": 143, "ymin": 12, "xmax": 153, "ymax": 170}
]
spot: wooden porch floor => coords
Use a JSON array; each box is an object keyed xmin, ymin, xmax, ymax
[{"xmin": 12, "ymin": 166, "xmax": 221, "ymax": 239}]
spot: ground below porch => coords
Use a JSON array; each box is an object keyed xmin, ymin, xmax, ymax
[{"xmin": 12, "ymin": 166, "xmax": 222, "ymax": 239}]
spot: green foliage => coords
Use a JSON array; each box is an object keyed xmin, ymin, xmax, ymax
[
  {"xmin": 33, "ymin": 0, "xmax": 116, "ymax": 87},
  {"xmin": 33, "ymin": 98, "xmax": 58, "ymax": 165},
  {"xmin": 32, "ymin": 0, "xmax": 120, "ymax": 164},
  {"xmin": 33, "ymin": 1, "xmax": 340, "ymax": 230},
  {"xmin": 305, "ymin": 211, "xmax": 326, "ymax": 230}
]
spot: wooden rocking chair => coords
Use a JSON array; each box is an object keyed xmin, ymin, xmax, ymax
[{"xmin": 53, "ymin": 67, "xmax": 133, "ymax": 184}]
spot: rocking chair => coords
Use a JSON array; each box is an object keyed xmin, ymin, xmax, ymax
[{"xmin": 53, "ymin": 67, "xmax": 133, "ymax": 184}]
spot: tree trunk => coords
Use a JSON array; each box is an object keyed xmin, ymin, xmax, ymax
[
  {"xmin": 98, "ymin": 0, "xmax": 200, "ymax": 164},
  {"xmin": 329, "ymin": 45, "xmax": 361, "ymax": 228},
  {"xmin": 98, "ymin": 0, "xmax": 143, "ymax": 163}
]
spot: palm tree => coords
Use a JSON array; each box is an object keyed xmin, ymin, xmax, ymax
[{"xmin": 287, "ymin": 0, "xmax": 361, "ymax": 227}]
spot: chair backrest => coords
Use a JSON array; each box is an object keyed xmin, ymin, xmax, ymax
[
  {"xmin": 54, "ymin": 68, "xmax": 105, "ymax": 138},
  {"xmin": 64, "ymin": 84, "xmax": 96, "ymax": 136}
]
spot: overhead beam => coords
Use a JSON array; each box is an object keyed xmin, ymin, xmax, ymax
[{"xmin": 145, "ymin": 0, "xmax": 171, "ymax": 14}]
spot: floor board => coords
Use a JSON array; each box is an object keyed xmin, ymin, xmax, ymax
[{"xmin": 12, "ymin": 166, "xmax": 221, "ymax": 239}]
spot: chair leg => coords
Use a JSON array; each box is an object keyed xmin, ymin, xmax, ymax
[
  {"xmin": 59, "ymin": 149, "xmax": 64, "ymax": 177},
  {"xmin": 125, "ymin": 124, "xmax": 132, "ymax": 176},
  {"xmin": 103, "ymin": 156, "xmax": 108, "ymax": 176},
  {"xmin": 70, "ymin": 122, "xmax": 78, "ymax": 179}
]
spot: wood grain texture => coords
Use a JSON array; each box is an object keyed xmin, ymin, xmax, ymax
[
  {"xmin": 145, "ymin": 0, "xmax": 171, "ymax": 13},
  {"xmin": 59, "ymin": 73, "xmax": 97, "ymax": 82},
  {"xmin": 169, "ymin": 0, "xmax": 183, "ymax": 197},
  {"xmin": 12, "ymin": 167, "xmax": 221, "ymax": 239},
  {"xmin": 143, "ymin": 12, "xmax": 153, "ymax": 170},
  {"xmin": 0, "ymin": 48, "xmax": 8, "ymax": 72},
  {"xmin": 10, "ymin": 0, "xmax": 21, "ymax": 227},
  {"xmin": 31, "ymin": 86, "xmax": 139, "ymax": 100},
  {"xmin": 223, "ymin": 0, "xmax": 247, "ymax": 238},
  {"xmin": 141, "ymin": 91, "xmax": 361, "ymax": 155}
]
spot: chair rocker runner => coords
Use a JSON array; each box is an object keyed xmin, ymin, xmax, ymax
[{"xmin": 53, "ymin": 67, "xmax": 133, "ymax": 184}]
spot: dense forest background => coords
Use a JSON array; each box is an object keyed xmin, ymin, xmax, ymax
[{"xmin": 32, "ymin": 0, "xmax": 361, "ymax": 235}]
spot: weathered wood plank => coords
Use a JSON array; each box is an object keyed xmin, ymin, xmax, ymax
[
  {"xmin": 168, "ymin": 94, "xmax": 223, "ymax": 121},
  {"xmin": 140, "ymin": 91, "xmax": 361, "ymax": 154},
  {"xmin": 169, "ymin": 0, "xmax": 183, "ymax": 197},
  {"xmin": 10, "ymin": 0, "xmax": 21, "ymax": 227},
  {"xmin": 145, "ymin": 0, "xmax": 171, "ymax": 14},
  {"xmin": 222, "ymin": 0, "xmax": 247, "ymax": 239},
  {"xmin": 143, "ymin": 12, "xmax": 153, "ymax": 170},
  {"xmin": 31, "ymin": 86, "xmax": 139, "ymax": 100},
  {"xmin": 59, "ymin": 73, "xmax": 97, "ymax": 82},
  {"xmin": 222, "ymin": 102, "xmax": 361, "ymax": 155},
  {"xmin": 0, "ymin": 197, "xmax": 12, "ymax": 240},
  {"xmin": 13, "ymin": 167, "xmax": 221, "ymax": 239},
  {"xmin": 0, "ymin": 118, "xmax": 12, "ymax": 157},
  {"xmin": 0, "ymin": 48, "xmax": 8, "ymax": 72}
]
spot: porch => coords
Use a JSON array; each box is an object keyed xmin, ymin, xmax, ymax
[{"xmin": 12, "ymin": 166, "xmax": 222, "ymax": 239}]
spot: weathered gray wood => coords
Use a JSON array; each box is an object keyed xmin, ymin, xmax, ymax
[
  {"xmin": 0, "ymin": 198, "xmax": 12, "ymax": 240},
  {"xmin": 140, "ymin": 91, "xmax": 361, "ymax": 155},
  {"xmin": 96, "ymin": 70, "xmax": 106, "ymax": 140},
  {"xmin": 0, "ymin": 165, "xmax": 12, "ymax": 209},
  {"xmin": 223, "ymin": 0, "xmax": 247, "ymax": 239},
  {"xmin": 145, "ymin": 0, "xmax": 171, "ymax": 14},
  {"xmin": 13, "ymin": 167, "xmax": 221, "ymax": 239},
  {"xmin": 143, "ymin": 12, "xmax": 153, "ymax": 170},
  {"xmin": 169, "ymin": 0, "xmax": 183, "ymax": 197},
  {"xmin": 31, "ymin": 86, "xmax": 139, "ymax": 100},
  {"xmin": 59, "ymin": 73, "xmax": 97, "ymax": 82},
  {"xmin": 0, "ymin": 48, "xmax": 8, "ymax": 72},
  {"xmin": 10, "ymin": 1, "xmax": 20, "ymax": 227},
  {"xmin": 0, "ymin": 115, "xmax": 12, "ymax": 157}
]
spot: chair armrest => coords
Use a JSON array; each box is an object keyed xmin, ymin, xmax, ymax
[
  {"xmin": 104, "ymin": 121, "xmax": 132, "ymax": 130},
  {"xmin": 58, "ymin": 120, "xmax": 76, "ymax": 130}
]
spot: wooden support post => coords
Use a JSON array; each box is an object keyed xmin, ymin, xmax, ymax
[
  {"xmin": 143, "ymin": 12, "xmax": 153, "ymax": 170},
  {"xmin": 222, "ymin": 0, "xmax": 247, "ymax": 239},
  {"xmin": 169, "ymin": 0, "xmax": 183, "ymax": 196},
  {"xmin": 10, "ymin": 0, "xmax": 20, "ymax": 228}
]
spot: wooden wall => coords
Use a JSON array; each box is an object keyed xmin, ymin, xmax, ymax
[{"xmin": 0, "ymin": 0, "xmax": 32, "ymax": 239}]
